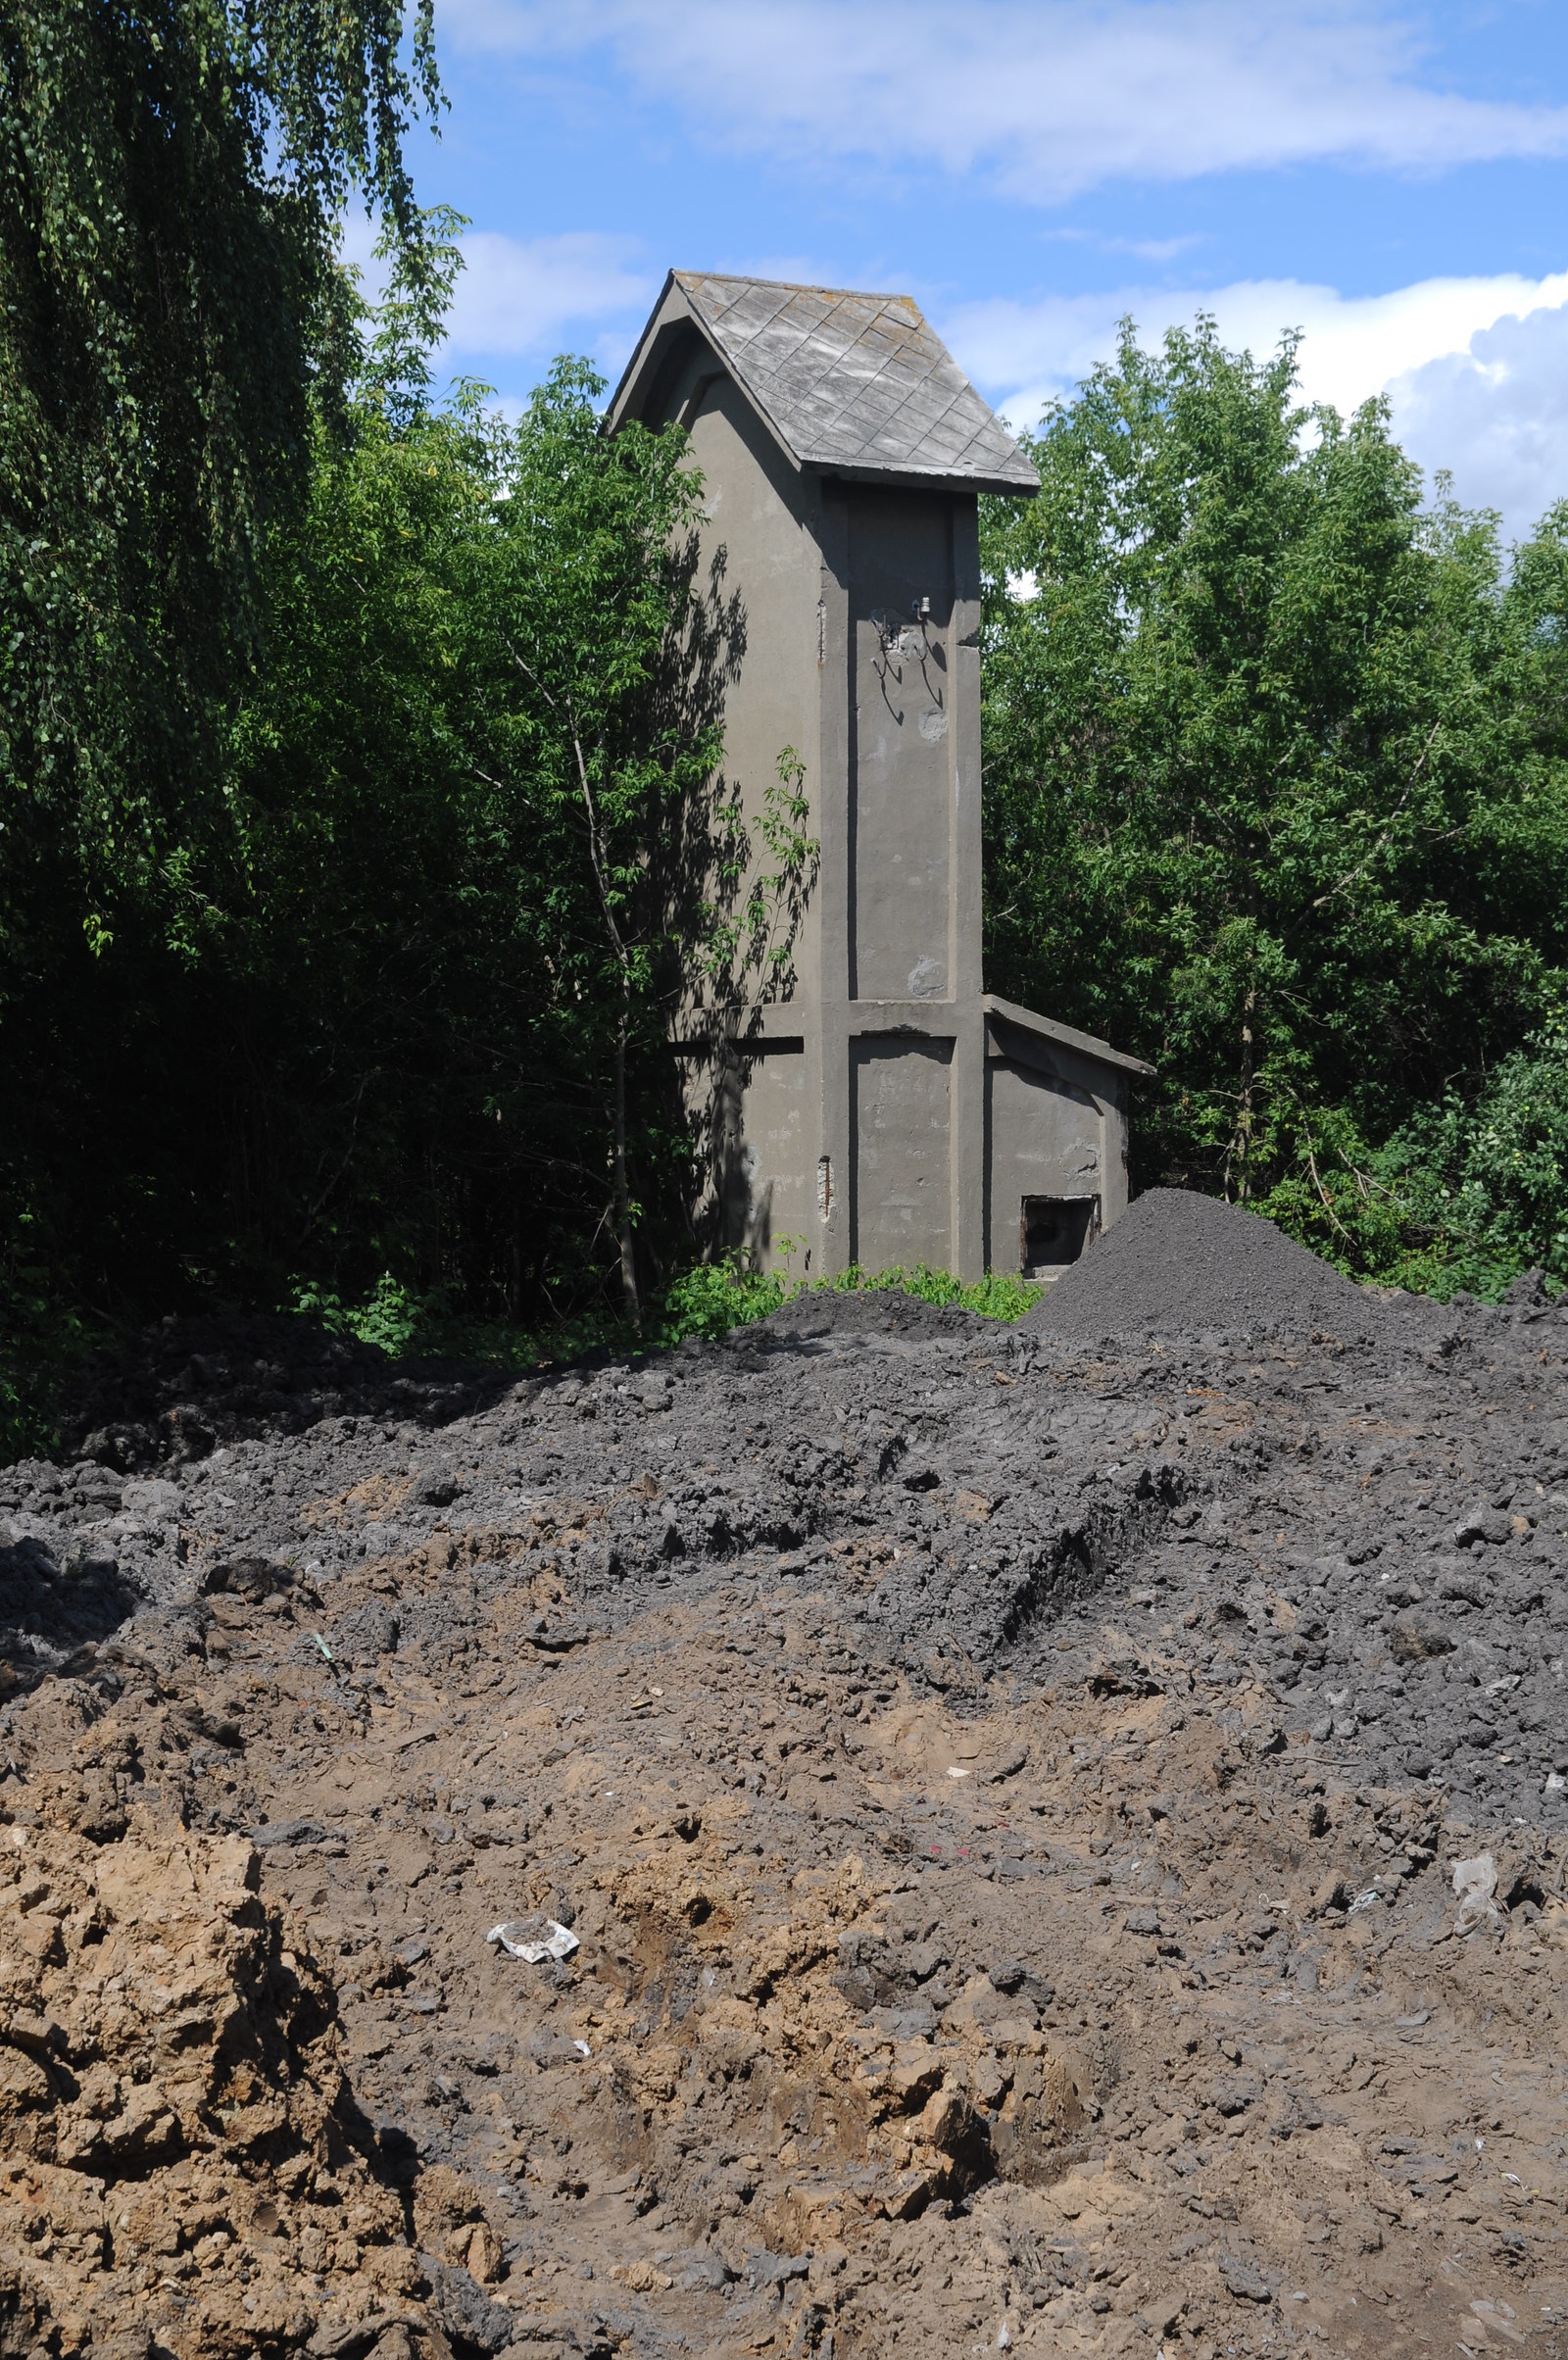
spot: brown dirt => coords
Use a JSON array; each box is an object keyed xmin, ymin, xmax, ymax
[
  {"xmin": 2, "ymin": 1532, "xmax": 1564, "ymax": 2357},
  {"xmin": 3, "ymin": 1231, "xmax": 1567, "ymax": 2357}
]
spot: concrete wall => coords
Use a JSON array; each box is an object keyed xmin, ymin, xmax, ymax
[
  {"xmin": 983, "ymin": 1013, "xmax": 1131, "ymax": 1277},
  {"xmin": 848, "ymin": 493, "xmax": 956, "ymax": 1003},
  {"xmin": 679, "ymin": 370, "xmax": 825, "ymax": 1006},
  {"xmin": 851, "ymin": 1034, "xmax": 953, "ymax": 1272},
  {"xmin": 662, "ymin": 357, "xmax": 829, "ymax": 1263},
  {"xmin": 985, "ymin": 1059, "xmax": 1102, "ymax": 1272},
  {"xmin": 717, "ymin": 1038, "xmax": 813, "ymax": 1268}
]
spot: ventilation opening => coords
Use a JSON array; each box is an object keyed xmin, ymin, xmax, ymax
[{"xmin": 1020, "ymin": 1195, "xmax": 1100, "ymax": 1279}]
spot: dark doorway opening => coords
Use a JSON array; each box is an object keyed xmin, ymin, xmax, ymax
[{"xmin": 1020, "ymin": 1195, "xmax": 1100, "ymax": 1277}]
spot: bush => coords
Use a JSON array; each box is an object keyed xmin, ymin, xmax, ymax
[
  {"xmin": 1385, "ymin": 1014, "xmax": 1568, "ymax": 1299},
  {"xmin": 651, "ymin": 1261, "xmax": 796, "ymax": 1343},
  {"xmin": 1256, "ymin": 1011, "xmax": 1568, "ymax": 1302}
]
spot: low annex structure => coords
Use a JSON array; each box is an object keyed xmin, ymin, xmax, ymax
[{"xmin": 611, "ymin": 272, "xmax": 1152, "ymax": 1282}]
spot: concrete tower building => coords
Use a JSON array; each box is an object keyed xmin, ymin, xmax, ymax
[{"xmin": 611, "ymin": 273, "xmax": 1151, "ymax": 1284}]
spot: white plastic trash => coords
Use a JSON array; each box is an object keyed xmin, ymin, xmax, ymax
[
  {"xmin": 1451, "ymin": 1851, "xmax": 1501, "ymax": 1934},
  {"xmin": 488, "ymin": 1918, "xmax": 580, "ymax": 1963}
]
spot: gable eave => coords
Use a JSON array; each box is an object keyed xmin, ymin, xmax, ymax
[
  {"xmin": 604, "ymin": 269, "xmax": 684, "ymax": 433},
  {"xmin": 806, "ymin": 456, "xmax": 1039, "ymax": 499},
  {"xmin": 606, "ymin": 272, "xmax": 808, "ymax": 477}
]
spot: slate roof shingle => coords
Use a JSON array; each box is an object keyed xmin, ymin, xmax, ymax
[{"xmin": 664, "ymin": 271, "xmax": 1038, "ymax": 494}]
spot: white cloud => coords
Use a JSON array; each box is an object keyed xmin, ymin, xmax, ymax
[
  {"xmin": 1390, "ymin": 302, "xmax": 1568, "ymax": 541},
  {"xmin": 940, "ymin": 268, "xmax": 1568, "ymax": 541},
  {"xmin": 445, "ymin": 230, "xmax": 655, "ymax": 358},
  {"xmin": 335, "ymin": 218, "xmax": 656, "ymax": 382},
  {"xmin": 443, "ymin": 0, "xmax": 1568, "ymax": 202},
  {"xmin": 949, "ymin": 269, "xmax": 1568, "ymax": 423}
]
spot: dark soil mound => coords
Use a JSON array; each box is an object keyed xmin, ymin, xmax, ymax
[
  {"xmin": 758, "ymin": 1285, "xmax": 987, "ymax": 1345},
  {"xmin": 1027, "ymin": 1187, "xmax": 1387, "ymax": 1341},
  {"xmin": 61, "ymin": 1311, "xmax": 497, "ymax": 1470}
]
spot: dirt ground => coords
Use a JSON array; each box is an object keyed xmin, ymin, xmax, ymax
[{"xmin": 2, "ymin": 1197, "xmax": 1566, "ymax": 2359}]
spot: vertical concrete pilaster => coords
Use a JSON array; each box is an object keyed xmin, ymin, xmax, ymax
[
  {"xmin": 816, "ymin": 487, "xmax": 853, "ymax": 1277},
  {"xmin": 950, "ymin": 499, "xmax": 985, "ymax": 1010},
  {"xmin": 952, "ymin": 1003, "xmax": 988, "ymax": 1283},
  {"xmin": 950, "ymin": 497, "xmax": 987, "ymax": 1281}
]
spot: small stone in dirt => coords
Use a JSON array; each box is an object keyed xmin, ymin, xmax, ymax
[
  {"xmin": 1451, "ymin": 1852, "xmax": 1499, "ymax": 1934},
  {"xmin": 1388, "ymin": 1611, "xmax": 1455, "ymax": 1663},
  {"xmin": 1435, "ymin": 1561, "xmax": 1492, "ymax": 1605},
  {"xmin": 203, "ymin": 1554, "xmax": 290, "ymax": 1600},
  {"xmin": 251, "ymin": 1817, "xmax": 326, "ymax": 1847},
  {"xmin": 610, "ymin": 2259, "xmax": 673, "ymax": 2290},
  {"xmin": 1452, "ymin": 1506, "xmax": 1510, "ymax": 1548},
  {"xmin": 670, "ymin": 2249, "xmax": 737, "ymax": 2292},
  {"xmin": 747, "ymin": 2249, "xmax": 810, "ymax": 2289},
  {"xmin": 988, "ymin": 1958, "xmax": 1027, "ymax": 1993},
  {"xmin": 525, "ymin": 2030, "xmax": 588, "ymax": 2065},
  {"xmin": 1221, "ymin": 2255, "xmax": 1275, "ymax": 2303},
  {"xmin": 1214, "ymin": 2075, "xmax": 1262, "ymax": 2116}
]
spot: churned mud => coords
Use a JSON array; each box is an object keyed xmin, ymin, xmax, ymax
[{"xmin": 2, "ymin": 1193, "xmax": 1565, "ymax": 2358}]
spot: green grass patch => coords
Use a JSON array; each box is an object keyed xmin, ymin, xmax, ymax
[
  {"xmin": 284, "ymin": 1255, "xmax": 1043, "ymax": 1376},
  {"xmin": 654, "ymin": 1257, "xmax": 1042, "ymax": 1343}
]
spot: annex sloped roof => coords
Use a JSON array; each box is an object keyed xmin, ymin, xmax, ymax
[
  {"xmin": 612, "ymin": 271, "xmax": 1039, "ymax": 496},
  {"xmin": 983, "ymin": 994, "xmax": 1155, "ymax": 1078}
]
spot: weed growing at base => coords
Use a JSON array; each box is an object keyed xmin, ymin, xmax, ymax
[
  {"xmin": 286, "ymin": 1257, "xmax": 1041, "ymax": 1376},
  {"xmin": 656, "ymin": 1259, "xmax": 1041, "ymax": 1342}
]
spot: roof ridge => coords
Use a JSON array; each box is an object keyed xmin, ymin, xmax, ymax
[
  {"xmin": 674, "ymin": 269, "xmax": 917, "ymax": 311},
  {"xmin": 695, "ymin": 276, "xmax": 800, "ymax": 338}
]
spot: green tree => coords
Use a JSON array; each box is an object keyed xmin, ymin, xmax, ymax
[
  {"xmin": 1400, "ymin": 1009, "xmax": 1568, "ymax": 1295},
  {"xmin": 0, "ymin": 0, "xmax": 439, "ymax": 871},
  {"xmin": 1259, "ymin": 1011, "xmax": 1568, "ymax": 1300},
  {"xmin": 148, "ymin": 320, "xmax": 743, "ymax": 1343},
  {"xmin": 980, "ymin": 319, "xmax": 1568, "ymax": 1244},
  {"xmin": 212, "ymin": 270, "xmax": 506, "ymax": 1304},
  {"xmin": 0, "ymin": 0, "xmax": 444, "ymax": 1433},
  {"xmin": 474, "ymin": 361, "xmax": 726, "ymax": 1322}
]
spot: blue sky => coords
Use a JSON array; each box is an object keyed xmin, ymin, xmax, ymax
[{"xmin": 368, "ymin": 1, "xmax": 1568, "ymax": 541}]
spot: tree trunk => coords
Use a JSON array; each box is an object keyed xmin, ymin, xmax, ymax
[
  {"xmin": 612, "ymin": 979, "xmax": 640, "ymax": 1327},
  {"xmin": 1234, "ymin": 983, "xmax": 1257, "ymax": 1205}
]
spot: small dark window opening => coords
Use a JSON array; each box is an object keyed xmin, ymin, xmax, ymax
[{"xmin": 1021, "ymin": 1195, "xmax": 1100, "ymax": 1277}]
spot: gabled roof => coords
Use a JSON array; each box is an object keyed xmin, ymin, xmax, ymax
[{"xmin": 609, "ymin": 271, "xmax": 1039, "ymax": 498}]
